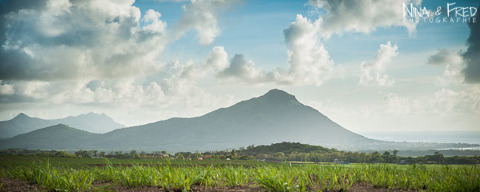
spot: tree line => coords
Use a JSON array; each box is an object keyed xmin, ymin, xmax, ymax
[{"xmin": 2, "ymin": 142, "xmax": 480, "ymax": 164}]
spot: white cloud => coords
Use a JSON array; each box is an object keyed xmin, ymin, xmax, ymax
[
  {"xmin": 359, "ymin": 41, "xmax": 398, "ymax": 86},
  {"xmin": 425, "ymin": 9, "xmax": 480, "ymax": 84},
  {"xmin": 0, "ymin": 81, "xmax": 15, "ymax": 95},
  {"xmin": 177, "ymin": 46, "xmax": 228, "ymax": 81},
  {"xmin": 4, "ymin": 75, "xmax": 228, "ymax": 113},
  {"xmin": 0, "ymin": 0, "xmax": 167, "ymax": 81},
  {"xmin": 462, "ymin": 9, "xmax": 480, "ymax": 83},
  {"xmin": 0, "ymin": 43, "xmax": 235, "ymax": 118},
  {"xmin": 216, "ymin": 14, "xmax": 340, "ymax": 86},
  {"xmin": 143, "ymin": 9, "xmax": 168, "ymax": 34},
  {"xmin": 309, "ymin": 0, "xmax": 418, "ymax": 37},
  {"xmin": 438, "ymin": 63, "xmax": 465, "ymax": 86},
  {"xmin": 427, "ymin": 49, "xmax": 464, "ymax": 66},
  {"xmin": 174, "ymin": 0, "xmax": 242, "ymax": 45},
  {"xmin": 277, "ymin": 14, "xmax": 338, "ymax": 86},
  {"xmin": 211, "ymin": 0, "xmax": 418, "ymax": 86},
  {"xmin": 155, "ymin": 0, "xmax": 188, "ymax": 2},
  {"xmin": 16, "ymin": 81, "xmax": 50, "ymax": 100},
  {"xmin": 427, "ymin": 49, "xmax": 467, "ymax": 86},
  {"xmin": 307, "ymin": 85, "xmax": 480, "ymax": 132},
  {"xmin": 430, "ymin": 50, "xmax": 465, "ymax": 86},
  {"xmin": 383, "ymin": 93, "xmax": 412, "ymax": 115},
  {"xmin": 205, "ymin": 46, "xmax": 229, "ymax": 72},
  {"xmin": 218, "ymin": 54, "xmax": 268, "ymax": 83},
  {"xmin": 382, "ymin": 86, "xmax": 480, "ymax": 116}
]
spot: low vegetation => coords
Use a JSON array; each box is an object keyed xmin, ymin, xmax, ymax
[
  {"xmin": 0, "ymin": 156, "xmax": 479, "ymax": 191},
  {"xmin": 1, "ymin": 142, "xmax": 479, "ymax": 191},
  {"xmin": 185, "ymin": 142, "xmax": 480, "ymax": 164},
  {"xmin": 2, "ymin": 142, "xmax": 480, "ymax": 165}
]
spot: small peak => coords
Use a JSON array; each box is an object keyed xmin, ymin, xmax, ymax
[
  {"xmin": 263, "ymin": 89, "xmax": 294, "ymax": 98},
  {"xmin": 77, "ymin": 112, "xmax": 100, "ymax": 117},
  {"xmin": 13, "ymin": 113, "xmax": 30, "ymax": 120},
  {"xmin": 260, "ymin": 89, "xmax": 300, "ymax": 104},
  {"xmin": 48, "ymin": 124, "xmax": 71, "ymax": 129},
  {"xmin": 17, "ymin": 112, "xmax": 28, "ymax": 117},
  {"xmin": 264, "ymin": 89, "xmax": 291, "ymax": 96}
]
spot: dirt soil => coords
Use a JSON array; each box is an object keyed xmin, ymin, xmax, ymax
[
  {"xmin": 0, "ymin": 178, "xmax": 43, "ymax": 192},
  {"xmin": 1, "ymin": 177, "xmax": 418, "ymax": 192}
]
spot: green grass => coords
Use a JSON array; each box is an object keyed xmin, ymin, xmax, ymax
[{"xmin": 0, "ymin": 155, "xmax": 479, "ymax": 191}]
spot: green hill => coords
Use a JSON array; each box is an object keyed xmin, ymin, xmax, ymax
[
  {"xmin": 0, "ymin": 112, "xmax": 124, "ymax": 138},
  {"xmin": 0, "ymin": 124, "xmax": 100, "ymax": 150},
  {"xmin": 0, "ymin": 89, "xmax": 478, "ymax": 152},
  {"xmin": 238, "ymin": 142, "xmax": 335, "ymax": 156}
]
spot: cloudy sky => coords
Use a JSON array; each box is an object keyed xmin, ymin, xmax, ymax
[{"xmin": 0, "ymin": 0, "xmax": 479, "ymax": 133}]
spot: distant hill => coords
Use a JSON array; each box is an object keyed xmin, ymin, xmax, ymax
[
  {"xmin": 95, "ymin": 89, "xmax": 373, "ymax": 151},
  {"xmin": 238, "ymin": 142, "xmax": 336, "ymax": 156},
  {"xmin": 60, "ymin": 113, "xmax": 125, "ymax": 134},
  {"xmin": 0, "ymin": 89, "xmax": 477, "ymax": 152},
  {"xmin": 0, "ymin": 124, "xmax": 101, "ymax": 150},
  {"xmin": 0, "ymin": 112, "xmax": 124, "ymax": 138}
]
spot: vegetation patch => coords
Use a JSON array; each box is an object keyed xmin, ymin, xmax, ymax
[{"xmin": 1, "ymin": 155, "xmax": 479, "ymax": 192}]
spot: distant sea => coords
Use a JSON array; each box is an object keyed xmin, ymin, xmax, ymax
[{"xmin": 359, "ymin": 131, "xmax": 480, "ymax": 149}]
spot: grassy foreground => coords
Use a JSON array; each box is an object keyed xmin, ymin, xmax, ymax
[{"xmin": 0, "ymin": 155, "xmax": 479, "ymax": 191}]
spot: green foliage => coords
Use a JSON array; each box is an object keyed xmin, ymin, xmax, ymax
[
  {"xmin": 1, "ymin": 155, "xmax": 479, "ymax": 191},
  {"xmin": 18, "ymin": 161, "xmax": 93, "ymax": 191},
  {"xmin": 241, "ymin": 142, "xmax": 334, "ymax": 156},
  {"xmin": 223, "ymin": 166, "xmax": 250, "ymax": 187},
  {"xmin": 255, "ymin": 166, "xmax": 299, "ymax": 192}
]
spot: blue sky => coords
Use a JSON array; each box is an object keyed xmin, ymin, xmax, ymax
[
  {"xmin": 0, "ymin": 0, "xmax": 479, "ymax": 133},
  {"xmin": 133, "ymin": 0, "xmax": 473, "ymax": 71}
]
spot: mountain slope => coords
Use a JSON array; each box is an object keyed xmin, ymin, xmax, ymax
[
  {"xmin": 96, "ymin": 89, "xmax": 372, "ymax": 151},
  {"xmin": 0, "ymin": 113, "xmax": 53, "ymax": 139},
  {"xmin": 0, "ymin": 112, "xmax": 124, "ymax": 138},
  {"xmin": 0, "ymin": 124, "xmax": 100, "ymax": 149},
  {"xmin": 59, "ymin": 113, "xmax": 125, "ymax": 134},
  {"xmin": 1, "ymin": 89, "xmax": 476, "ymax": 152}
]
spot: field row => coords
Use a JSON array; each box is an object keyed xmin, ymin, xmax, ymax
[{"xmin": 1, "ymin": 159, "xmax": 479, "ymax": 191}]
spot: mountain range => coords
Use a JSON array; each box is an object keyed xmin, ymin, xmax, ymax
[
  {"xmin": 0, "ymin": 89, "xmax": 477, "ymax": 152},
  {"xmin": 0, "ymin": 112, "xmax": 124, "ymax": 138}
]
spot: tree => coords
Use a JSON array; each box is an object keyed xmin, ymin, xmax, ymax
[
  {"xmin": 114, "ymin": 151, "xmax": 123, "ymax": 157},
  {"xmin": 256, "ymin": 153, "xmax": 269, "ymax": 159},
  {"xmin": 175, "ymin": 153, "xmax": 184, "ymax": 160},
  {"xmin": 370, "ymin": 151, "xmax": 384, "ymax": 163},
  {"xmin": 194, "ymin": 152, "xmax": 203, "ymax": 159},
  {"xmin": 75, "ymin": 150, "xmax": 93, "ymax": 158},
  {"xmin": 391, "ymin": 150, "xmax": 400, "ymax": 163},
  {"xmin": 272, "ymin": 152, "xmax": 285, "ymax": 160},
  {"xmin": 130, "ymin": 150, "xmax": 138, "ymax": 158},
  {"xmin": 231, "ymin": 150, "xmax": 237, "ymax": 158}
]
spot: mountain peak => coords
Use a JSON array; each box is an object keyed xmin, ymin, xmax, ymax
[
  {"xmin": 259, "ymin": 89, "xmax": 300, "ymax": 105},
  {"xmin": 13, "ymin": 113, "xmax": 30, "ymax": 120},
  {"xmin": 265, "ymin": 89, "xmax": 290, "ymax": 96},
  {"xmin": 76, "ymin": 112, "xmax": 98, "ymax": 117},
  {"xmin": 72, "ymin": 112, "xmax": 110, "ymax": 120}
]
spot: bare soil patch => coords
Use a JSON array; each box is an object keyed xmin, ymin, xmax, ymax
[
  {"xmin": 1, "ymin": 177, "xmax": 419, "ymax": 192},
  {"xmin": 0, "ymin": 178, "xmax": 43, "ymax": 192}
]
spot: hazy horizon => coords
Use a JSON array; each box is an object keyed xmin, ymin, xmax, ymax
[
  {"xmin": 4, "ymin": 109, "xmax": 480, "ymax": 140},
  {"xmin": 360, "ymin": 131, "xmax": 480, "ymax": 145},
  {"xmin": 0, "ymin": 0, "xmax": 479, "ymax": 134}
]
